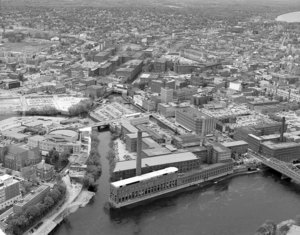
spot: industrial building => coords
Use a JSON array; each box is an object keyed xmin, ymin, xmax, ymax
[
  {"xmin": 261, "ymin": 141, "xmax": 300, "ymax": 162},
  {"xmin": 125, "ymin": 132, "xmax": 150, "ymax": 152},
  {"xmin": 221, "ymin": 140, "xmax": 248, "ymax": 155},
  {"xmin": 112, "ymin": 152, "xmax": 200, "ymax": 181},
  {"xmin": 247, "ymin": 134, "xmax": 280, "ymax": 152},
  {"xmin": 208, "ymin": 142, "xmax": 232, "ymax": 164},
  {"xmin": 121, "ymin": 121, "xmax": 138, "ymax": 138},
  {"xmin": 141, "ymin": 147, "xmax": 172, "ymax": 158},
  {"xmin": 136, "ymin": 124, "xmax": 165, "ymax": 144},
  {"xmin": 176, "ymin": 107, "xmax": 216, "ymax": 135},
  {"xmin": 172, "ymin": 134, "xmax": 202, "ymax": 148}
]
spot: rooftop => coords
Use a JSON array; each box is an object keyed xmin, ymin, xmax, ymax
[
  {"xmin": 111, "ymin": 167, "xmax": 178, "ymax": 188},
  {"xmin": 262, "ymin": 141, "xmax": 300, "ymax": 150},
  {"xmin": 141, "ymin": 147, "xmax": 171, "ymax": 157},
  {"xmin": 114, "ymin": 151, "xmax": 198, "ymax": 172},
  {"xmin": 177, "ymin": 107, "xmax": 211, "ymax": 120},
  {"xmin": 15, "ymin": 184, "xmax": 50, "ymax": 207},
  {"xmin": 222, "ymin": 140, "xmax": 248, "ymax": 147}
]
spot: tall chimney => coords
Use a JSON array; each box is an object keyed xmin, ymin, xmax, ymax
[
  {"xmin": 280, "ymin": 117, "xmax": 286, "ymax": 142},
  {"xmin": 136, "ymin": 130, "xmax": 142, "ymax": 176}
]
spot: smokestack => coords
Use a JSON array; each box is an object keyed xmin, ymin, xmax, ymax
[
  {"xmin": 280, "ymin": 117, "xmax": 286, "ymax": 142},
  {"xmin": 136, "ymin": 130, "xmax": 142, "ymax": 176}
]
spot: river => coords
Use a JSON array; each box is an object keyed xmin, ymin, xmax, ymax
[{"xmin": 52, "ymin": 131, "xmax": 300, "ymax": 235}]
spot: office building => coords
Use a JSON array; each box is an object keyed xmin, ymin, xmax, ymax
[{"xmin": 0, "ymin": 175, "xmax": 21, "ymax": 210}]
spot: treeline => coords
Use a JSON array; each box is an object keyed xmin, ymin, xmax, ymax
[
  {"xmin": 45, "ymin": 148, "xmax": 70, "ymax": 171},
  {"xmin": 107, "ymin": 130, "xmax": 118, "ymax": 177},
  {"xmin": 17, "ymin": 99, "xmax": 93, "ymax": 117},
  {"xmin": 82, "ymin": 130, "xmax": 102, "ymax": 192},
  {"xmin": 6, "ymin": 183, "xmax": 66, "ymax": 235},
  {"xmin": 68, "ymin": 99, "xmax": 93, "ymax": 117},
  {"xmin": 18, "ymin": 107, "xmax": 61, "ymax": 116}
]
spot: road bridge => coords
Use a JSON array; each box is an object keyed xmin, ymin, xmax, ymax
[{"xmin": 249, "ymin": 149, "xmax": 300, "ymax": 183}]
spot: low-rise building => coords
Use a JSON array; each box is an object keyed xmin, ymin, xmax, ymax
[{"xmin": 34, "ymin": 160, "xmax": 55, "ymax": 181}]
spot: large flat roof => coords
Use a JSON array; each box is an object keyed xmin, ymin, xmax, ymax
[
  {"xmin": 111, "ymin": 167, "xmax": 178, "ymax": 188},
  {"xmin": 15, "ymin": 184, "xmax": 50, "ymax": 207},
  {"xmin": 114, "ymin": 151, "xmax": 198, "ymax": 172},
  {"xmin": 121, "ymin": 121, "xmax": 138, "ymax": 133},
  {"xmin": 142, "ymin": 147, "xmax": 171, "ymax": 157},
  {"xmin": 222, "ymin": 140, "xmax": 248, "ymax": 147},
  {"xmin": 262, "ymin": 141, "xmax": 300, "ymax": 150}
]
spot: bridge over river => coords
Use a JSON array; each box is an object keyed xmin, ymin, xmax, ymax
[{"xmin": 249, "ymin": 149, "xmax": 300, "ymax": 184}]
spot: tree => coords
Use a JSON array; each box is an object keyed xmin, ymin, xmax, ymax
[
  {"xmin": 277, "ymin": 224, "xmax": 290, "ymax": 235},
  {"xmin": 49, "ymin": 188, "xmax": 61, "ymax": 202},
  {"xmin": 83, "ymin": 174, "xmax": 98, "ymax": 192},
  {"xmin": 49, "ymin": 148, "xmax": 59, "ymax": 164},
  {"xmin": 44, "ymin": 196, "xmax": 54, "ymax": 209},
  {"xmin": 25, "ymin": 205, "xmax": 40, "ymax": 219},
  {"xmin": 60, "ymin": 151, "xmax": 70, "ymax": 165},
  {"xmin": 21, "ymin": 181, "xmax": 33, "ymax": 195},
  {"xmin": 256, "ymin": 220, "xmax": 277, "ymax": 235}
]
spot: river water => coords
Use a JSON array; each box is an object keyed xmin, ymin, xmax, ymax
[{"xmin": 51, "ymin": 131, "xmax": 300, "ymax": 235}]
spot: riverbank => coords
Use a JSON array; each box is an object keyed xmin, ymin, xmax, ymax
[
  {"xmin": 31, "ymin": 176, "xmax": 83, "ymax": 235},
  {"xmin": 256, "ymin": 218, "xmax": 300, "ymax": 235}
]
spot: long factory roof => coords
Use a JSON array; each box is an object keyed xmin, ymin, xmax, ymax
[
  {"xmin": 113, "ymin": 152, "xmax": 198, "ymax": 172},
  {"xmin": 111, "ymin": 167, "xmax": 178, "ymax": 188}
]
